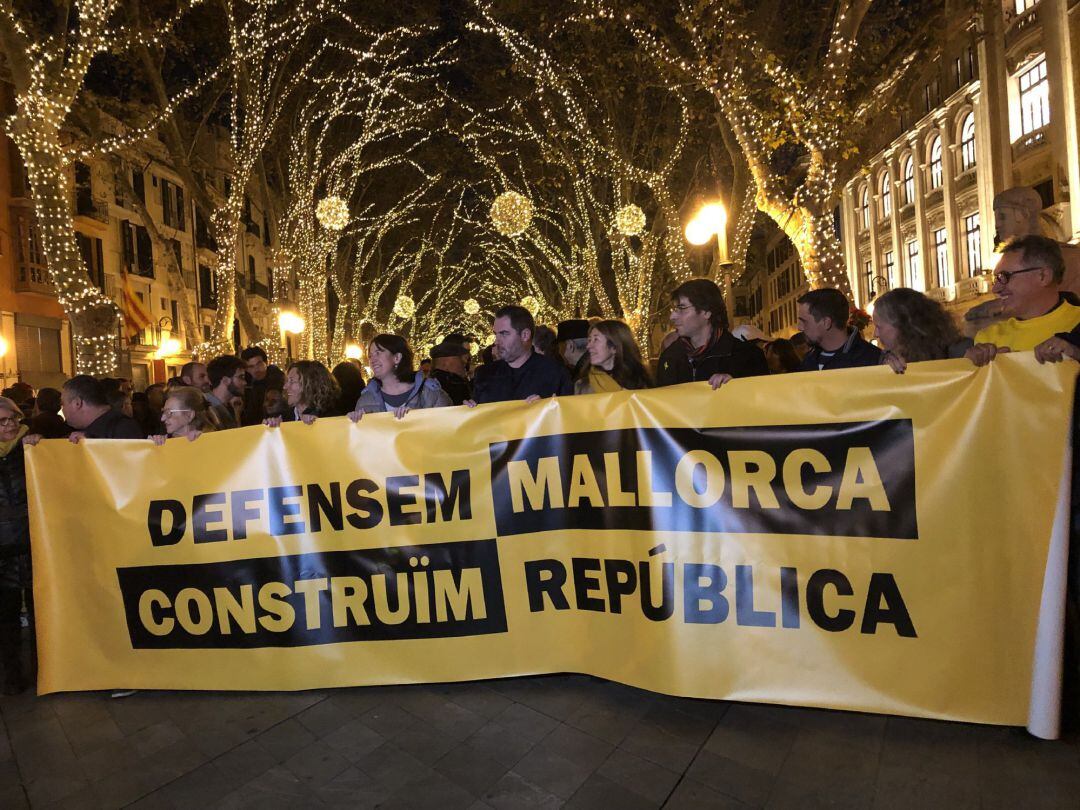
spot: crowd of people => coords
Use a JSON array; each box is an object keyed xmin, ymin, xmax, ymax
[{"xmin": 0, "ymin": 233, "xmax": 1077, "ymax": 696}]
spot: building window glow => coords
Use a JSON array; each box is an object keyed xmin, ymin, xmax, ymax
[
  {"xmin": 883, "ymin": 250, "xmax": 896, "ymax": 290},
  {"xmin": 902, "ymin": 156, "xmax": 915, "ymax": 205},
  {"xmin": 1019, "ymin": 58, "xmax": 1050, "ymax": 136},
  {"xmin": 960, "ymin": 113, "xmax": 976, "ymax": 171},
  {"xmin": 1014, "ymin": 0, "xmax": 1038, "ymax": 14},
  {"xmin": 934, "ymin": 228, "xmax": 950, "ymax": 288},
  {"xmin": 879, "ymin": 172, "xmax": 891, "ymax": 220},
  {"xmin": 964, "ymin": 214, "xmax": 981, "ymax": 277},
  {"xmin": 928, "ymin": 136, "xmax": 943, "ymax": 189},
  {"xmin": 906, "ymin": 240, "xmax": 922, "ymax": 291},
  {"xmin": 860, "ymin": 186, "xmax": 870, "ymax": 230}
]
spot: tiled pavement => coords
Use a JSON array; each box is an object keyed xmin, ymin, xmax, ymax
[{"xmin": 1, "ymin": 673, "xmax": 1079, "ymax": 809}]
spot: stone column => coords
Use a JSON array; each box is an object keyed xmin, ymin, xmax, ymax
[{"xmin": 1042, "ymin": 0, "xmax": 1080, "ymax": 241}]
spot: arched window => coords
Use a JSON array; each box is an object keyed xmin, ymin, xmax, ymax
[
  {"xmin": 879, "ymin": 172, "xmax": 892, "ymax": 219},
  {"xmin": 860, "ymin": 186, "xmax": 870, "ymax": 230},
  {"xmin": 928, "ymin": 136, "xmax": 943, "ymax": 190},
  {"xmin": 902, "ymin": 156, "xmax": 915, "ymax": 205},
  {"xmin": 960, "ymin": 113, "xmax": 976, "ymax": 171}
]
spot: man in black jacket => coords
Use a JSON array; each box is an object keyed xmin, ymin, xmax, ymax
[
  {"xmin": 470, "ymin": 305, "xmax": 573, "ymax": 404},
  {"xmin": 60, "ymin": 376, "xmax": 144, "ymax": 440},
  {"xmin": 656, "ymin": 278, "xmax": 768, "ymax": 387},
  {"xmin": 796, "ymin": 288, "xmax": 881, "ymax": 371}
]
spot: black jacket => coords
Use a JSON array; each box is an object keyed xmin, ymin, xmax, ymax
[
  {"xmin": 0, "ymin": 443, "xmax": 30, "ymax": 589},
  {"xmin": 83, "ymin": 409, "xmax": 145, "ymax": 439},
  {"xmin": 656, "ymin": 331, "xmax": 769, "ymax": 386},
  {"xmin": 473, "ymin": 351, "xmax": 574, "ymax": 403},
  {"xmin": 430, "ymin": 369, "xmax": 472, "ymax": 406},
  {"xmin": 798, "ymin": 330, "xmax": 882, "ymax": 372}
]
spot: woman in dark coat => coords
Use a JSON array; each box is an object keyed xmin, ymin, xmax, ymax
[{"xmin": 0, "ymin": 395, "xmax": 32, "ymax": 693}]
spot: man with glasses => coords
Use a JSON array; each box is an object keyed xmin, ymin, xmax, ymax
[
  {"xmin": 967, "ymin": 235, "xmax": 1080, "ymax": 366},
  {"xmin": 656, "ymin": 278, "xmax": 768, "ymax": 388}
]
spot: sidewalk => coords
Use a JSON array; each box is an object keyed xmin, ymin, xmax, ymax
[{"xmin": 1, "ymin": 674, "xmax": 1078, "ymax": 808}]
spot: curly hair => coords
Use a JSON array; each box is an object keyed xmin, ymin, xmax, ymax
[
  {"xmin": 578, "ymin": 319, "xmax": 652, "ymax": 389},
  {"xmin": 287, "ymin": 361, "xmax": 341, "ymax": 416},
  {"xmin": 873, "ymin": 288, "xmax": 961, "ymax": 362}
]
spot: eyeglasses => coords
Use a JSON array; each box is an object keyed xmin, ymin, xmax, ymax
[
  {"xmin": 670, "ymin": 304, "xmax": 695, "ymax": 313},
  {"xmin": 162, "ymin": 409, "xmax": 193, "ymax": 418},
  {"xmin": 0, "ymin": 417, "xmax": 18, "ymax": 427},
  {"xmin": 993, "ymin": 265, "xmax": 1046, "ymax": 286}
]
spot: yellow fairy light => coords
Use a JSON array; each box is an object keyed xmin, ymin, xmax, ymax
[
  {"xmin": 519, "ymin": 295, "xmax": 541, "ymax": 316},
  {"xmin": 469, "ymin": 342, "xmax": 479, "ymax": 356},
  {"xmin": 315, "ymin": 196, "xmax": 349, "ymax": 231},
  {"xmin": 463, "ymin": 298, "xmax": 480, "ymax": 315},
  {"xmin": 344, "ymin": 343, "xmax": 363, "ymax": 360},
  {"xmin": 615, "ymin": 204, "xmax": 646, "ymax": 236},
  {"xmin": 393, "ymin": 295, "xmax": 416, "ymax": 319},
  {"xmin": 490, "ymin": 191, "xmax": 533, "ymax": 237}
]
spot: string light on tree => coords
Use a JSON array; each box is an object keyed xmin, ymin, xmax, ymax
[
  {"xmin": 315, "ymin": 195, "xmax": 349, "ymax": 231},
  {"xmin": 393, "ymin": 294, "xmax": 416, "ymax": 320},
  {"xmin": 490, "ymin": 191, "xmax": 534, "ymax": 236},
  {"xmin": 615, "ymin": 204, "xmax": 646, "ymax": 236},
  {"xmin": 519, "ymin": 295, "xmax": 541, "ymax": 316},
  {"xmin": 463, "ymin": 298, "xmax": 480, "ymax": 315}
]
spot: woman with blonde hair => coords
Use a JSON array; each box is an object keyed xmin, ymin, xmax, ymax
[
  {"xmin": 150, "ymin": 386, "xmax": 218, "ymax": 444},
  {"xmin": 265, "ymin": 360, "xmax": 341, "ymax": 426},
  {"xmin": 575, "ymin": 319, "xmax": 652, "ymax": 394}
]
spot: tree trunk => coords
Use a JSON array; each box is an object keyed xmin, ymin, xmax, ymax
[
  {"xmin": 16, "ymin": 138, "xmax": 118, "ymax": 374},
  {"xmin": 760, "ymin": 198, "xmax": 850, "ymax": 296}
]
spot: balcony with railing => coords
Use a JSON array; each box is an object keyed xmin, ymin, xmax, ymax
[
  {"xmin": 74, "ymin": 194, "xmax": 110, "ymax": 223},
  {"xmin": 1005, "ymin": 3, "xmax": 1040, "ymax": 51},
  {"xmin": 1013, "ymin": 125, "xmax": 1049, "ymax": 161}
]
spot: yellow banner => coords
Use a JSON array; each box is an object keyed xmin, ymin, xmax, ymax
[{"xmin": 27, "ymin": 355, "xmax": 1076, "ymax": 735}]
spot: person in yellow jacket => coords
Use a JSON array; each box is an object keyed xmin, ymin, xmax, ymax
[
  {"xmin": 574, "ymin": 320, "xmax": 652, "ymax": 394},
  {"xmin": 967, "ymin": 235, "xmax": 1080, "ymax": 366}
]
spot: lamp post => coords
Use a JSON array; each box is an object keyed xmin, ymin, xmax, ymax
[
  {"xmin": 865, "ymin": 275, "xmax": 890, "ymax": 315},
  {"xmin": 685, "ymin": 200, "xmax": 732, "ymax": 319},
  {"xmin": 278, "ymin": 310, "xmax": 305, "ymax": 364}
]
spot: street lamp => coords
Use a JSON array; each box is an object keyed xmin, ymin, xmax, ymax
[
  {"xmin": 685, "ymin": 200, "xmax": 732, "ymax": 319},
  {"xmin": 865, "ymin": 275, "xmax": 890, "ymax": 316},
  {"xmin": 344, "ymin": 343, "xmax": 363, "ymax": 360},
  {"xmin": 278, "ymin": 311, "xmax": 305, "ymax": 334}
]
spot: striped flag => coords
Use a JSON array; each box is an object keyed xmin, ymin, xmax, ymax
[{"xmin": 119, "ymin": 266, "xmax": 152, "ymax": 343}]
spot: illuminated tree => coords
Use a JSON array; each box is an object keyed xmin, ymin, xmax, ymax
[
  {"xmin": 0, "ymin": 0, "xmax": 202, "ymax": 373},
  {"xmin": 581, "ymin": 0, "xmax": 947, "ymax": 294}
]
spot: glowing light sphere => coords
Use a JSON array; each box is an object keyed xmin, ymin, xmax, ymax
[
  {"xmin": 684, "ymin": 217, "xmax": 714, "ymax": 246},
  {"xmin": 316, "ymin": 195, "xmax": 349, "ymax": 231},
  {"xmin": 344, "ymin": 343, "xmax": 363, "ymax": 360},
  {"xmin": 519, "ymin": 295, "xmax": 541, "ymax": 316},
  {"xmin": 463, "ymin": 298, "xmax": 480, "ymax": 315},
  {"xmin": 483, "ymin": 334, "xmax": 495, "ymax": 347},
  {"xmin": 615, "ymin": 204, "xmax": 646, "ymax": 236},
  {"xmin": 469, "ymin": 342, "xmax": 479, "ymax": 357},
  {"xmin": 393, "ymin": 295, "xmax": 416, "ymax": 320},
  {"xmin": 278, "ymin": 311, "xmax": 306, "ymax": 334},
  {"xmin": 490, "ymin": 191, "xmax": 533, "ymax": 236}
]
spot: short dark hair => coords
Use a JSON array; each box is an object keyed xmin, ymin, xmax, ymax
[
  {"xmin": 180, "ymin": 361, "xmax": 203, "ymax": 380},
  {"xmin": 36, "ymin": 387, "xmax": 62, "ymax": 414},
  {"xmin": 370, "ymin": 334, "xmax": 415, "ymax": 383},
  {"xmin": 1000, "ymin": 234, "xmax": 1065, "ymax": 283},
  {"xmin": 240, "ymin": 346, "xmax": 268, "ymax": 363},
  {"xmin": 797, "ymin": 288, "xmax": 850, "ymax": 330},
  {"xmin": 62, "ymin": 375, "xmax": 108, "ymax": 407},
  {"xmin": 671, "ymin": 278, "xmax": 728, "ymax": 330},
  {"xmin": 494, "ymin": 304, "xmax": 535, "ymax": 336},
  {"xmin": 533, "ymin": 324, "xmax": 557, "ymax": 355},
  {"xmin": 206, "ymin": 355, "xmax": 245, "ymax": 388}
]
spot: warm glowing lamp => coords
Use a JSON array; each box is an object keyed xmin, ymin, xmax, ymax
[
  {"xmin": 344, "ymin": 343, "xmax": 363, "ymax": 360},
  {"xmin": 279, "ymin": 311, "xmax": 305, "ymax": 334}
]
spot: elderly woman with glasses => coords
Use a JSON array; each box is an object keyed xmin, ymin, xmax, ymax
[
  {"xmin": 0, "ymin": 396, "xmax": 31, "ymax": 693},
  {"xmin": 150, "ymin": 386, "xmax": 219, "ymax": 444}
]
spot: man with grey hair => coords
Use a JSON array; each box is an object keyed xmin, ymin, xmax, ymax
[{"xmin": 967, "ymin": 235, "xmax": 1080, "ymax": 365}]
